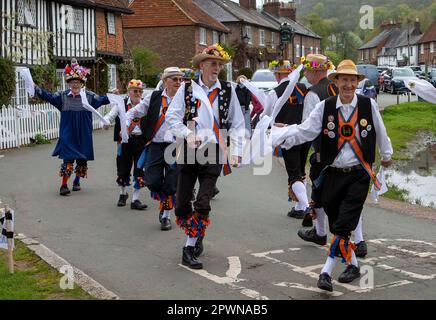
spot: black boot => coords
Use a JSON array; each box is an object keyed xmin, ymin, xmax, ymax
[
  {"xmin": 317, "ymin": 273, "xmax": 333, "ymax": 292},
  {"xmin": 297, "ymin": 227, "xmax": 327, "ymax": 245},
  {"xmin": 131, "ymin": 200, "xmax": 148, "ymax": 210},
  {"xmin": 59, "ymin": 185, "xmax": 71, "ymax": 196},
  {"xmin": 355, "ymin": 241, "xmax": 368, "ymax": 258},
  {"xmin": 72, "ymin": 182, "xmax": 81, "ymax": 191},
  {"xmin": 301, "ymin": 208, "xmax": 313, "ymax": 227},
  {"xmin": 287, "ymin": 207, "xmax": 305, "ymax": 219},
  {"xmin": 160, "ymin": 217, "xmax": 172, "ymax": 231},
  {"xmin": 182, "ymin": 246, "xmax": 203, "ymax": 269},
  {"xmin": 194, "ymin": 236, "xmax": 204, "ymax": 257},
  {"xmin": 159, "ymin": 208, "xmax": 164, "ymax": 223},
  {"xmin": 117, "ymin": 193, "xmax": 128, "ymax": 207},
  {"xmin": 338, "ymin": 265, "xmax": 360, "ymax": 283}
]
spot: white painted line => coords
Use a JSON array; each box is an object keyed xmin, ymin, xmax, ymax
[
  {"xmin": 274, "ymin": 282, "xmax": 343, "ymax": 297},
  {"xmin": 16, "ymin": 233, "xmax": 120, "ymax": 300},
  {"xmin": 0, "ymin": 155, "xmax": 4, "ymax": 159},
  {"xmin": 374, "ymin": 280, "xmax": 414, "ymax": 290},
  {"xmin": 179, "ymin": 256, "xmax": 269, "ymax": 300},
  {"xmin": 252, "ymin": 249, "xmax": 285, "ymax": 257},
  {"xmin": 375, "ymin": 264, "xmax": 436, "ymax": 280},
  {"xmin": 387, "ymin": 245, "xmax": 436, "ymax": 258}
]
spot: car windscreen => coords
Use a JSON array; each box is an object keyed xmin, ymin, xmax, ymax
[
  {"xmin": 393, "ymin": 69, "xmax": 415, "ymax": 77},
  {"xmin": 252, "ymin": 71, "xmax": 276, "ymax": 82}
]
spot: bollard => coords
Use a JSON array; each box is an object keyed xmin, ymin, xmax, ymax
[
  {"xmin": 408, "ymin": 91, "xmax": 411, "ymax": 102},
  {"xmin": 397, "ymin": 93, "xmax": 400, "ymax": 105},
  {"xmin": 5, "ymin": 205, "xmax": 14, "ymax": 274}
]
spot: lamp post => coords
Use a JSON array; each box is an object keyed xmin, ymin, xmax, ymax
[
  {"xmin": 241, "ymin": 33, "xmax": 250, "ymax": 69},
  {"xmin": 279, "ymin": 22, "xmax": 295, "ymax": 61}
]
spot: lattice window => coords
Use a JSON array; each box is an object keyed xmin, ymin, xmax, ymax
[
  {"xmin": 56, "ymin": 69, "xmax": 67, "ymax": 91},
  {"xmin": 212, "ymin": 31, "xmax": 218, "ymax": 45},
  {"xmin": 11, "ymin": 69, "xmax": 28, "ymax": 107},
  {"xmin": 17, "ymin": 0, "xmax": 36, "ymax": 27},
  {"xmin": 108, "ymin": 64, "xmax": 117, "ymax": 91},
  {"xmin": 66, "ymin": 7, "xmax": 84, "ymax": 34},
  {"xmin": 199, "ymin": 28, "xmax": 206, "ymax": 45},
  {"xmin": 107, "ymin": 13, "xmax": 116, "ymax": 35}
]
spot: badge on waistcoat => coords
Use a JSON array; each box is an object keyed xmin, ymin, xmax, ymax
[
  {"xmin": 360, "ymin": 119, "xmax": 368, "ymax": 127},
  {"xmin": 361, "ymin": 130, "xmax": 368, "ymax": 138},
  {"xmin": 367, "ymin": 124, "xmax": 372, "ymax": 132},
  {"xmin": 328, "ymin": 115, "xmax": 335, "ymax": 122},
  {"xmin": 327, "ymin": 122, "xmax": 335, "ymax": 130},
  {"xmin": 328, "ymin": 131, "xmax": 336, "ymax": 139},
  {"xmin": 340, "ymin": 124, "xmax": 354, "ymax": 138}
]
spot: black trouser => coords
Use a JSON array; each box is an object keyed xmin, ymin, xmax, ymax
[
  {"xmin": 309, "ymin": 153, "xmax": 324, "ymax": 208},
  {"xmin": 144, "ymin": 142, "xmax": 177, "ymax": 196},
  {"xmin": 116, "ymin": 135, "xmax": 145, "ymax": 185},
  {"xmin": 281, "ymin": 142, "xmax": 311, "ymax": 184},
  {"xmin": 321, "ymin": 168, "xmax": 370, "ymax": 238}
]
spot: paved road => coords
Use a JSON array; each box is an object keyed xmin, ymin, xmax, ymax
[
  {"xmin": 1, "ymin": 129, "xmax": 436, "ymax": 300},
  {"xmin": 377, "ymin": 91, "xmax": 418, "ymax": 110}
]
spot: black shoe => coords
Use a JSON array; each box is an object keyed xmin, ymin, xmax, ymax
[
  {"xmin": 117, "ymin": 194, "xmax": 128, "ymax": 207},
  {"xmin": 355, "ymin": 241, "xmax": 368, "ymax": 258},
  {"xmin": 194, "ymin": 236, "xmax": 204, "ymax": 257},
  {"xmin": 59, "ymin": 185, "xmax": 71, "ymax": 196},
  {"xmin": 160, "ymin": 217, "xmax": 172, "ymax": 231},
  {"xmin": 130, "ymin": 200, "xmax": 148, "ymax": 210},
  {"xmin": 338, "ymin": 265, "xmax": 360, "ymax": 283},
  {"xmin": 72, "ymin": 183, "xmax": 81, "ymax": 191},
  {"xmin": 302, "ymin": 208, "xmax": 313, "ymax": 227},
  {"xmin": 297, "ymin": 227, "xmax": 327, "ymax": 246},
  {"xmin": 182, "ymin": 246, "xmax": 203, "ymax": 269},
  {"xmin": 287, "ymin": 207, "xmax": 305, "ymax": 219},
  {"xmin": 211, "ymin": 186, "xmax": 220, "ymax": 199},
  {"xmin": 317, "ymin": 273, "xmax": 333, "ymax": 292}
]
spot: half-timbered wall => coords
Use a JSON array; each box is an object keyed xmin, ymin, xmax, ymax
[
  {"xmin": 50, "ymin": 2, "xmax": 95, "ymax": 60},
  {"xmin": 1, "ymin": 0, "xmax": 50, "ymax": 65}
]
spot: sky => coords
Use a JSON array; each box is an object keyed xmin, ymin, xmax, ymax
[{"xmin": 230, "ymin": 0, "xmax": 297, "ymax": 8}]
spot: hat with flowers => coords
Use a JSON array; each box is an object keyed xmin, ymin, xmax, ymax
[
  {"xmin": 301, "ymin": 54, "xmax": 335, "ymax": 71},
  {"xmin": 64, "ymin": 58, "xmax": 90, "ymax": 83},
  {"xmin": 269, "ymin": 60, "xmax": 298, "ymax": 73},
  {"xmin": 192, "ymin": 43, "xmax": 231, "ymax": 68},
  {"xmin": 127, "ymin": 79, "xmax": 145, "ymax": 90}
]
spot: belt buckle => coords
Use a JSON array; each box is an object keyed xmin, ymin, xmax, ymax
[{"xmin": 343, "ymin": 167, "xmax": 352, "ymax": 173}]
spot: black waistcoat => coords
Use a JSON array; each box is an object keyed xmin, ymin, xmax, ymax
[
  {"xmin": 113, "ymin": 97, "xmax": 147, "ymax": 142},
  {"xmin": 143, "ymin": 90, "xmax": 165, "ymax": 144},
  {"xmin": 274, "ymin": 81, "xmax": 307, "ymax": 125}
]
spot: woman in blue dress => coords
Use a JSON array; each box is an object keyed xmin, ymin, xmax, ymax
[{"xmin": 35, "ymin": 59, "xmax": 110, "ymax": 196}]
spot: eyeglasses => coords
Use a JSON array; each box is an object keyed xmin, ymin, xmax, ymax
[
  {"xmin": 169, "ymin": 77, "xmax": 183, "ymax": 83},
  {"xmin": 131, "ymin": 89, "xmax": 143, "ymax": 93}
]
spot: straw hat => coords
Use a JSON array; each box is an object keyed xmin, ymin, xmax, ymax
[
  {"xmin": 192, "ymin": 44, "xmax": 231, "ymax": 68},
  {"xmin": 161, "ymin": 67, "xmax": 183, "ymax": 80},
  {"xmin": 302, "ymin": 54, "xmax": 334, "ymax": 71},
  {"xmin": 328, "ymin": 60, "xmax": 365, "ymax": 81},
  {"xmin": 127, "ymin": 79, "xmax": 145, "ymax": 90},
  {"xmin": 269, "ymin": 60, "xmax": 297, "ymax": 73}
]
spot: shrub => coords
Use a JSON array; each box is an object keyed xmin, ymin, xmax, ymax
[{"xmin": 0, "ymin": 57, "xmax": 16, "ymax": 106}]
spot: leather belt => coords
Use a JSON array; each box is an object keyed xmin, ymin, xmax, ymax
[{"xmin": 328, "ymin": 164, "xmax": 363, "ymax": 173}]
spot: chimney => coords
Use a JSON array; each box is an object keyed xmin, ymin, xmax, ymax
[
  {"xmin": 413, "ymin": 17, "xmax": 421, "ymax": 35},
  {"xmin": 279, "ymin": 2, "xmax": 296, "ymax": 21},
  {"xmin": 263, "ymin": 0, "xmax": 281, "ymax": 17},
  {"xmin": 240, "ymin": 0, "xmax": 256, "ymax": 10}
]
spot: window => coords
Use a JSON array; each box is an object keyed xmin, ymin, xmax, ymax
[
  {"xmin": 246, "ymin": 59, "xmax": 251, "ymax": 68},
  {"xmin": 220, "ymin": 33, "xmax": 226, "ymax": 44},
  {"xmin": 199, "ymin": 27, "xmax": 206, "ymax": 45},
  {"xmin": 11, "ymin": 68, "xmax": 28, "ymax": 107},
  {"xmin": 56, "ymin": 69, "xmax": 67, "ymax": 91},
  {"xmin": 108, "ymin": 64, "xmax": 117, "ymax": 90},
  {"xmin": 310, "ymin": 46, "xmax": 313, "ymax": 53},
  {"xmin": 212, "ymin": 31, "xmax": 219, "ymax": 44},
  {"xmin": 17, "ymin": 0, "xmax": 36, "ymax": 27},
  {"xmin": 107, "ymin": 13, "xmax": 116, "ymax": 35},
  {"xmin": 315, "ymin": 47, "xmax": 319, "ymax": 54},
  {"xmin": 245, "ymin": 26, "xmax": 252, "ymax": 44},
  {"xmin": 259, "ymin": 29, "xmax": 265, "ymax": 47},
  {"xmin": 302, "ymin": 45, "xmax": 305, "ymax": 56},
  {"xmin": 295, "ymin": 44, "xmax": 300, "ymax": 57},
  {"xmin": 65, "ymin": 6, "xmax": 84, "ymax": 34},
  {"xmin": 420, "ymin": 44, "xmax": 424, "ymax": 54},
  {"xmin": 271, "ymin": 32, "xmax": 275, "ymax": 49},
  {"xmin": 431, "ymin": 42, "xmax": 435, "ymax": 53}
]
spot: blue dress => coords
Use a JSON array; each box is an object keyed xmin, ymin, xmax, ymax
[{"xmin": 35, "ymin": 88, "xmax": 110, "ymax": 161}]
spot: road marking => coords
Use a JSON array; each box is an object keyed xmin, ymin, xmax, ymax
[
  {"xmin": 386, "ymin": 245, "xmax": 436, "ymax": 258},
  {"xmin": 179, "ymin": 256, "xmax": 269, "ymax": 300},
  {"xmin": 274, "ymin": 282, "xmax": 343, "ymax": 297}
]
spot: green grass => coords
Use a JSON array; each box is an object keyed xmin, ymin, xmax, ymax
[
  {"xmin": 382, "ymin": 101, "xmax": 436, "ymax": 160},
  {"xmin": 382, "ymin": 183, "xmax": 410, "ymax": 202},
  {"xmin": 0, "ymin": 240, "xmax": 93, "ymax": 300}
]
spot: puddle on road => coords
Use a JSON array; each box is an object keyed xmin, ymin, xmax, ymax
[{"xmin": 385, "ymin": 144, "xmax": 436, "ymax": 208}]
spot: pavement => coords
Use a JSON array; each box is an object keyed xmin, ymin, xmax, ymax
[{"xmin": 1, "ymin": 129, "xmax": 436, "ymax": 300}]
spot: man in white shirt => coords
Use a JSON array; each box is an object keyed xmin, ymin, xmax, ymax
[
  {"xmin": 273, "ymin": 60, "xmax": 393, "ymax": 292},
  {"xmin": 103, "ymin": 79, "xmax": 148, "ymax": 210},
  {"xmin": 165, "ymin": 44, "xmax": 245, "ymax": 269},
  {"xmin": 125, "ymin": 68, "xmax": 182, "ymax": 231}
]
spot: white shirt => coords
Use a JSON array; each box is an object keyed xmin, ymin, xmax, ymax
[
  {"xmin": 165, "ymin": 77, "xmax": 245, "ymax": 157},
  {"xmin": 281, "ymin": 94, "xmax": 393, "ymax": 168},
  {"xmin": 104, "ymin": 97, "xmax": 142, "ymax": 135},
  {"xmin": 302, "ymin": 90, "xmax": 321, "ymax": 122},
  {"xmin": 125, "ymin": 89, "xmax": 175, "ymax": 143}
]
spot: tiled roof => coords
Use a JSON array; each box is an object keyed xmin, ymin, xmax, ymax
[
  {"xmin": 261, "ymin": 11, "xmax": 321, "ymax": 39},
  {"xmin": 53, "ymin": 0, "xmax": 133, "ymax": 13},
  {"xmin": 359, "ymin": 28, "xmax": 394, "ymax": 50},
  {"xmin": 418, "ymin": 21, "xmax": 436, "ymax": 43},
  {"xmin": 122, "ymin": 0, "xmax": 228, "ymax": 32},
  {"xmin": 193, "ymin": 0, "xmax": 238, "ymax": 23}
]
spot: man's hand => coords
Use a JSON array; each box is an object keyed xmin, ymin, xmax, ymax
[
  {"xmin": 187, "ymin": 134, "xmax": 201, "ymax": 149},
  {"xmin": 274, "ymin": 123, "xmax": 286, "ymax": 128},
  {"xmin": 381, "ymin": 159, "xmax": 393, "ymax": 168},
  {"xmin": 231, "ymin": 155, "xmax": 242, "ymax": 167}
]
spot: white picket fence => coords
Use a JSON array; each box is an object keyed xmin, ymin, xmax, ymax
[{"xmin": 0, "ymin": 103, "xmax": 113, "ymax": 150}]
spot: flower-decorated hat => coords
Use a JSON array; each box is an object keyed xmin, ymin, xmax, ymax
[
  {"xmin": 269, "ymin": 60, "xmax": 297, "ymax": 73},
  {"xmin": 180, "ymin": 68, "xmax": 198, "ymax": 80},
  {"xmin": 192, "ymin": 44, "xmax": 231, "ymax": 68},
  {"xmin": 127, "ymin": 79, "xmax": 145, "ymax": 90},
  {"xmin": 64, "ymin": 58, "xmax": 90, "ymax": 83},
  {"xmin": 301, "ymin": 54, "xmax": 335, "ymax": 71}
]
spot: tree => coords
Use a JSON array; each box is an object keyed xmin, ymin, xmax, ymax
[
  {"xmin": 0, "ymin": 57, "xmax": 16, "ymax": 106},
  {"xmin": 131, "ymin": 46, "xmax": 160, "ymax": 86}
]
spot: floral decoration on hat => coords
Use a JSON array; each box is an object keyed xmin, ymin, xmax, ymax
[
  {"xmin": 301, "ymin": 55, "xmax": 335, "ymax": 71},
  {"xmin": 64, "ymin": 58, "xmax": 90, "ymax": 82}
]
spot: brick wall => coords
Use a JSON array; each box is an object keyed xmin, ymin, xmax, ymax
[
  {"xmin": 96, "ymin": 10, "xmax": 124, "ymax": 55},
  {"xmin": 124, "ymin": 26, "xmax": 197, "ymax": 70}
]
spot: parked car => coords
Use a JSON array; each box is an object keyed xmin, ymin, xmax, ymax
[
  {"xmin": 356, "ymin": 64, "xmax": 380, "ymax": 93},
  {"xmin": 428, "ymin": 70, "xmax": 436, "ymax": 87},
  {"xmin": 377, "ymin": 66, "xmax": 389, "ymax": 74},
  {"xmin": 409, "ymin": 66, "xmax": 425, "ymax": 79},
  {"xmin": 356, "ymin": 78, "xmax": 377, "ymax": 100},
  {"xmin": 250, "ymin": 69, "xmax": 277, "ymax": 91},
  {"xmin": 383, "ymin": 67, "xmax": 418, "ymax": 94}
]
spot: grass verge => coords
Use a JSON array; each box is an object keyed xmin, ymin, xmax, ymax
[{"xmin": 0, "ymin": 240, "xmax": 93, "ymax": 300}]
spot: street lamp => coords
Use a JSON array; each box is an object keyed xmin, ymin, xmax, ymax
[{"xmin": 242, "ymin": 34, "xmax": 250, "ymax": 45}]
